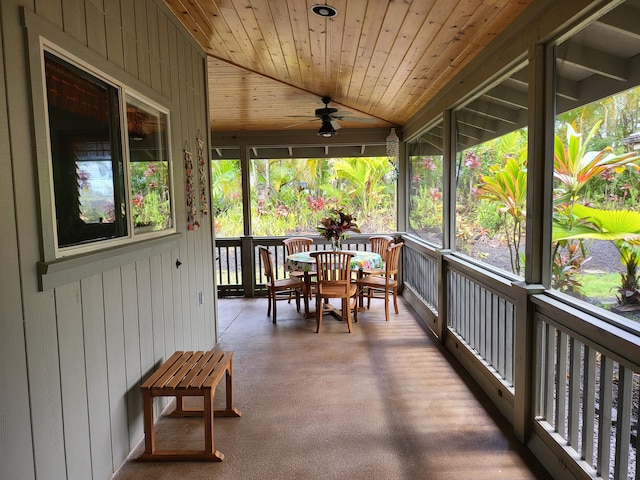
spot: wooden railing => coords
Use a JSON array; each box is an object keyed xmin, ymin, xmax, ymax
[
  {"xmin": 532, "ymin": 295, "xmax": 640, "ymax": 480},
  {"xmin": 214, "ymin": 235, "xmax": 385, "ymax": 297},
  {"xmin": 401, "ymin": 235, "xmax": 640, "ymax": 480}
]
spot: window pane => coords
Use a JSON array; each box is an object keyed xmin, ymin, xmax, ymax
[
  {"xmin": 44, "ymin": 52, "xmax": 127, "ymax": 248},
  {"xmin": 408, "ymin": 122, "xmax": 443, "ymax": 245},
  {"xmin": 552, "ymin": 0, "xmax": 640, "ymax": 324},
  {"xmin": 211, "ymin": 159, "xmax": 243, "ymax": 237},
  {"xmin": 454, "ymin": 66, "xmax": 529, "ymax": 277},
  {"xmin": 249, "ymin": 157, "xmax": 397, "ymax": 236},
  {"xmin": 126, "ymin": 96, "xmax": 172, "ymax": 233}
]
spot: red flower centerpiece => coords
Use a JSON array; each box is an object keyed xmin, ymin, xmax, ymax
[{"xmin": 317, "ymin": 208, "xmax": 360, "ymax": 250}]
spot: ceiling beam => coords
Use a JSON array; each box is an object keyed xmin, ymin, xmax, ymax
[
  {"xmin": 557, "ymin": 42, "xmax": 628, "ymax": 82},
  {"xmin": 596, "ymin": 5, "xmax": 640, "ymax": 40}
]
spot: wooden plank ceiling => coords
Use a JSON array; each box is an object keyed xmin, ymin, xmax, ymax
[{"xmin": 163, "ymin": 0, "xmax": 534, "ymax": 134}]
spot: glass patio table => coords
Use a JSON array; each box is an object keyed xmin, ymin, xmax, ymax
[{"xmin": 285, "ymin": 250, "xmax": 383, "ymax": 317}]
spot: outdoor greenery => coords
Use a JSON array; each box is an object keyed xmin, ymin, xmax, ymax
[
  {"xmin": 130, "ymin": 160, "xmax": 172, "ymax": 230},
  {"xmin": 405, "ymin": 85, "xmax": 640, "ymax": 314},
  {"xmin": 211, "ymin": 156, "xmax": 397, "ymax": 238},
  {"xmin": 212, "ymin": 86, "xmax": 640, "ymax": 315}
]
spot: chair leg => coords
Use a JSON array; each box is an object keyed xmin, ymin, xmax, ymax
[
  {"xmin": 267, "ymin": 288, "xmax": 272, "ymax": 317},
  {"xmin": 315, "ymin": 295, "xmax": 322, "ymax": 333},
  {"xmin": 272, "ymin": 290, "xmax": 277, "ymax": 324},
  {"xmin": 352, "ymin": 294, "xmax": 358, "ymax": 324},
  {"xmin": 393, "ymin": 286, "xmax": 399, "ymax": 314},
  {"xmin": 343, "ymin": 298, "xmax": 352, "ymax": 333},
  {"xmin": 295, "ymin": 290, "xmax": 301, "ymax": 312},
  {"xmin": 384, "ymin": 289, "xmax": 390, "ymax": 322}
]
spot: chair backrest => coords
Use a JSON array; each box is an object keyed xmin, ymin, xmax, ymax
[
  {"xmin": 283, "ymin": 237, "xmax": 313, "ymax": 255},
  {"xmin": 369, "ymin": 235, "xmax": 394, "ymax": 261},
  {"xmin": 310, "ymin": 251, "xmax": 355, "ymax": 294},
  {"xmin": 384, "ymin": 242, "xmax": 403, "ymax": 278},
  {"xmin": 258, "ymin": 246, "xmax": 274, "ymax": 282}
]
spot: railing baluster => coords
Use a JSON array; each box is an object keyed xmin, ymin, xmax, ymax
[
  {"xmin": 583, "ymin": 346, "xmax": 596, "ymax": 466},
  {"xmin": 568, "ymin": 337, "xmax": 581, "ymax": 448},
  {"xmin": 555, "ymin": 331, "xmax": 568, "ymax": 439},
  {"xmin": 614, "ymin": 365, "xmax": 632, "ymax": 479},
  {"xmin": 597, "ymin": 355, "xmax": 613, "ymax": 479}
]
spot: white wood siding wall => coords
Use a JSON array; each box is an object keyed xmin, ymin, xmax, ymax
[{"xmin": 0, "ymin": 1, "xmax": 216, "ymax": 479}]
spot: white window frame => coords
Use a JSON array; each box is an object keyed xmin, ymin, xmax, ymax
[{"xmin": 40, "ymin": 43, "xmax": 176, "ymax": 259}]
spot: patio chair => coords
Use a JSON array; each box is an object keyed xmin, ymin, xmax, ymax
[
  {"xmin": 258, "ymin": 246, "xmax": 306, "ymax": 324},
  {"xmin": 310, "ymin": 251, "xmax": 358, "ymax": 333},
  {"xmin": 361, "ymin": 235, "xmax": 394, "ymax": 277},
  {"xmin": 357, "ymin": 242, "xmax": 403, "ymax": 322},
  {"xmin": 283, "ymin": 236, "xmax": 316, "ymax": 299}
]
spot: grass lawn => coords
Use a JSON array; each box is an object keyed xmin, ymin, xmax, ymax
[{"xmin": 576, "ymin": 272, "xmax": 620, "ymax": 301}]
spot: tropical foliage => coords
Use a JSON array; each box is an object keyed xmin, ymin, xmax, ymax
[{"xmin": 211, "ymin": 156, "xmax": 396, "ymax": 238}]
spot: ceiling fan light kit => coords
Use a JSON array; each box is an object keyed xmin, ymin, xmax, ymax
[
  {"xmin": 311, "ymin": 4, "xmax": 338, "ymax": 18},
  {"xmin": 317, "ymin": 118, "xmax": 337, "ymax": 137}
]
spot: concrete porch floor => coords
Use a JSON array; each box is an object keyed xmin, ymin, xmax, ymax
[{"xmin": 112, "ymin": 295, "xmax": 553, "ymax": 480}]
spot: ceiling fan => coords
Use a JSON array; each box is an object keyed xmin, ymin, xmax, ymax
[{"xmin": 286, "ymin": 96, "xmax": 377, "ymax": 137}]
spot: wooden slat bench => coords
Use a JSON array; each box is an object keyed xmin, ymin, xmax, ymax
[{"xmin": 138, "ymin": 350, "xmax": 241, "ymax": 462}]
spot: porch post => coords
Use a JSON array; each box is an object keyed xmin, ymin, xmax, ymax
[{"xmin": 241, "ymin": 235, "xmax": 255, "ymax": 297}]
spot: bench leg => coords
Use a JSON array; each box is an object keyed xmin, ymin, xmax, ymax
[
  {"xmin": 203, "ymin": 387, "xmax": 223, "ymax": 460},
  {"xmin": 215, "ymin": 359, "xmax": 242, "ymax": 417},
  {"xmin": 142, "ymin": 389, "xmax": 155, "ymax": 454}
]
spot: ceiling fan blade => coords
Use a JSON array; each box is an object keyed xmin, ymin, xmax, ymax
[
  {"xmin": 331, "ymin": 120, "xmax": 341, "ymax": 130},
  {"xmin": 336, "ymin": 116, "xmax": 378, "ymax": 123},
  {"xmin": 284, "ymin": 119, "xmax": 317, "ymax": 128}
]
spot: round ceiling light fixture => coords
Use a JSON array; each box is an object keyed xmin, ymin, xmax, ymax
[{"xmin": 311, "ymin": 4, "xmax": 338, "ymax": 18}]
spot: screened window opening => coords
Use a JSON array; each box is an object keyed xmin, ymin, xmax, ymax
[
  {"xmin": 249, "ymin": 157, "xmax": 397, "ymax": 237},
  {"xmin": 408, "ymin": 121, "xmax": 444, "ymax": 246},
  {"xmin": 454, "ymin": 65, "xmax": 529, "ymax": 277}
]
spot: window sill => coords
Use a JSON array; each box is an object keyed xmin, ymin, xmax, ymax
[{"xmin": 37, "ymin": 233, "xmax": 183, "ymax": 291}]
